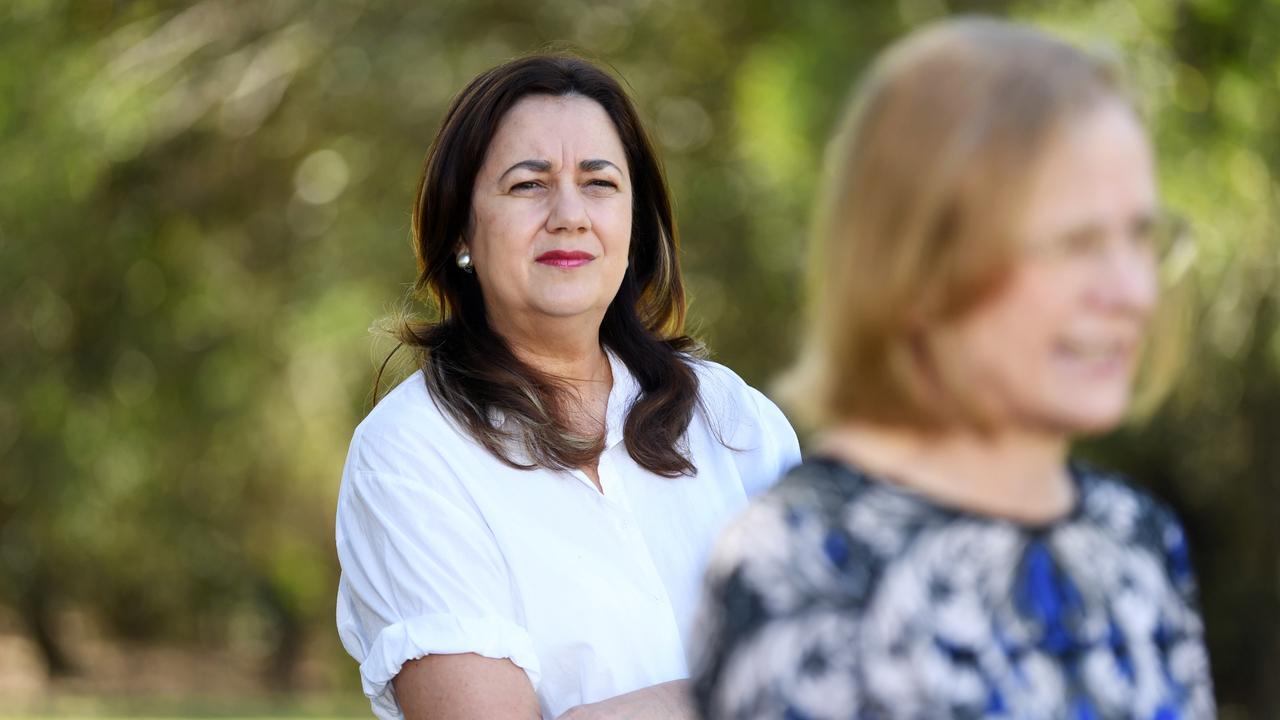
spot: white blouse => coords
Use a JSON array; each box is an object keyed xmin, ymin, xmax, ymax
[{"xmin": 335, "ymin": 351, "xmax": 800, "ymax": 719}]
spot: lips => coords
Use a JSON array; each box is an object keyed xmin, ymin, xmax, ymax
[
  {"xmin": 535, "ymin": 250, "xmax": 595, "ymax": 268},
  {"xmin": 1054, "ymin": 338, "xmax": 1136, "ymax": 375}
]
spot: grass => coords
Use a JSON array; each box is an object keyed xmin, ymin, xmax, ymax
[{"xmin": 0, "ymin": 693, "xmax": 369, "ymax": 719}]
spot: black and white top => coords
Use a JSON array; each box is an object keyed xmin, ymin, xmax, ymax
[{"xmin": 691, "ymin": 458, "xmax": 1215, "ymax": 719}]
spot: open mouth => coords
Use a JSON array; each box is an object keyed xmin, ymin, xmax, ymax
[{"xmin": 1055, "ymin": 339, "xmax": 1134, "ymax": 373}]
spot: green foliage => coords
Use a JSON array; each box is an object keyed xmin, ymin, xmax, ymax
[{"xmin": 1, "ymin": 0, "xmax": 1276, "ymax": 715}]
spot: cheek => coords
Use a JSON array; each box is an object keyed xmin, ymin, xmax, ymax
[
  {"xmin": 998, "ymin": 268, "xmax": 1076, "ymax": 340},
  {"xmin": 958, "ymin": 318, "xmax": 1040, "ymax": 388},
  {"xmin": 957, "ymin": 274, "xmax": 1074, "ymax": 378},
  {"xmin": 596, "ymin": 202, "xmax": 632, "ymax": 255},
  {"xmin": 471, "ymin": 208, "xmax": 533, "ymax": 264}
]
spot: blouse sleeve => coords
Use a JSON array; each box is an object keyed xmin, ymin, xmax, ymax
[
  {"xmin": 697, "ymin": 359, "xmax": 802, "ymax": 498},
  {"xmin": 335, "ymin": 428, "xmax": 540, "ymax": 720},
  {"xmin": 737, "ymin": 384, "xmax": 802, "ymax": 498}
]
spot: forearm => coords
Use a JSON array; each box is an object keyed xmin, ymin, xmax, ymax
[{"xmin": 557, "ymin": 679, "xmax": 696, "ymax": 720}]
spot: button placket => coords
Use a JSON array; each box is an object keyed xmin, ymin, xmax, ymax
[{"xmin": 597, "ymin": 452, "xmax": 676, "ymax": 611}]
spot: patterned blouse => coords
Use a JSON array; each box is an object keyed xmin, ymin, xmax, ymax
[{"xmin": 691, "ymin": 458, "xmax": 1215, "ymax": 720}]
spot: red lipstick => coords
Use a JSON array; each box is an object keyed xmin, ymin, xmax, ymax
[{"xmin": 535, "ymin": 250, "xmax": 594, "ymax": 268}]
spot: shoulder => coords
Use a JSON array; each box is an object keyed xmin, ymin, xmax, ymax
[
  {"xmin": 1072, "ymin": 461, "xmax": 1197, "ymax": 592},
  {"xmin": 771, "ymin": 457, "xmax": 877, "ymax": 506},
  {"xmin": 691, "ymin": 460, "xmax": 888, "ymax": 720},
  {"xmin": 1074, "ymin": 461, "xmax": 1186, "ymax": 541},
  {"xmin": 356, "ymin": 369, "xmax": 450, "ymax": 439},
  {"xmin": 704, "ymin": 461, "xmax": 831, "ymax": 570},
  {"xmin": 688, "ymin": 357, "xmax": 763, "ymax": 409},
  {"xmin": 343, "ymin": 370, "xmax": 475, "ymax": 487},
  {"xmin": 688, "ymin": 358, "xmax": 797, "ymax": 442},
  {"xmin": 684, "ymin": 357, "xmax": 801, "ymax": 490},
  {"xmin": 704, "ymin": 459, "xmax": 891, "ymax": 612}
]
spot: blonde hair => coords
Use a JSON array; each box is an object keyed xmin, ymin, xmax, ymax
[{"xmin": 778, "ymin": 17, "xmax": 1184, "ymax": 430}]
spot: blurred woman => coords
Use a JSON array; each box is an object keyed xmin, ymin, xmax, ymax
[
  {"xmin": 334, "ymin": 55, "xmax": 799, "ymax": 720},
  {"xmin": 692, "ymin": 19, "xmax": 1214, "ymax": 719}
]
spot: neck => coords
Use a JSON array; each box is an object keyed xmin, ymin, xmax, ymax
[
  {"xmin": 489, "ymin": 311, "xmax": 610, "ymax": 384},
  {"xmin": 820, "ymin": 421, "xmax": 1074, "ymax": 524}
]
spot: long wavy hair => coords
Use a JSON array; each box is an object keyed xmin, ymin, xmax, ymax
[{"xmin": 385, "ymin": 53, "xmax": 702, "ymax": 476}]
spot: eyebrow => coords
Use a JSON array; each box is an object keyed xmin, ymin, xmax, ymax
[
  {"xmin": 497, "ymin": 158, "xmax": 622, "ymax": 181},
  {"xmin": 1045, "ymin": 208, "xmax": 1159, "ymax": 246},
  {"xmin": 1070, "ymin": 209, "xmax": 1159, "ymax": 234},
  {"xmin": 580, "ymin": 159, "xmax": 621, "ymax": 173},
  {"xmin": 1129, "ymin": 210, "xmax": 1158, "ymax": 233}
]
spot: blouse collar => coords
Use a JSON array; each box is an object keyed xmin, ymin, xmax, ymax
[
  {"xmin": 482, "ymin": 347, "xmax": 640, "ymax": 454},
  {"xmin": 603, "ymin": 347, "xmax": 640, "ymax": 450}
]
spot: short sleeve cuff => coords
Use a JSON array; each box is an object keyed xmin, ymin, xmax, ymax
[{"xmin": 360, "ymin": 613, "xmax": 542, "ymax": 719}]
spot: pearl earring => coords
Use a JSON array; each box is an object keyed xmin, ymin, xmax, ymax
[{"xmin": 456, "ymin": 249, "xmax": 473, "ymax": 272}]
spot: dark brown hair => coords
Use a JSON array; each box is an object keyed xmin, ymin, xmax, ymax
[{"xmin": 389, "ymin": 53, "xmax": 702, "ymax": 476}]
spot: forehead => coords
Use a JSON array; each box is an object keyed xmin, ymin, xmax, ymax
[
  {"xmin": 483, "ymin": 94, "xmax": 628, "ymax": 170},
  {"xmin": 1021, "ymin": 100, "xmax": 1155, "ymax": 233}
]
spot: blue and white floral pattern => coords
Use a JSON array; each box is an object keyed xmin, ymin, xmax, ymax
[{"xmin": 691, "ymin": 458, "xmax": 1215, "ymax": 719}]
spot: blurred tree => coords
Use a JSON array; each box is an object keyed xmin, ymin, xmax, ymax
[{"xmin": 0, "ymin": 0, "xmax": 1275, "ymax": 715}]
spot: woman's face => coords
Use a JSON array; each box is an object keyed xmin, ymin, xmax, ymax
[
  {"xmin": 466, "ymin": 94, "xmax": 632, "ymax": 333},
  {"xmin": 939, "ymin": 98, "xmax": 1160, "ymax": 435}
]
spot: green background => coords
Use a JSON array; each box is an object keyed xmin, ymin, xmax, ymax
[{"xmin": 2, "ymin": 0, "xmax": 1277, "ymax": 717}]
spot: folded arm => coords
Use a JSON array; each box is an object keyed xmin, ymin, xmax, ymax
[{"xmin": 556, "ymin": 679, "xmax": 696, "ymax": 720}]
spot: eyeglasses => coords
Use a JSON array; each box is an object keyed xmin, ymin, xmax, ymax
[{"xmin": 1024, "ymin": 209, "xmax": 1196, "ymax": 285}]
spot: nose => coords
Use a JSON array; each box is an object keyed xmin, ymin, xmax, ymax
[
  {"xmin": 546, "ymin": 183, "xmax": 591, "ymax": 234},
  {"xmin": 1091, "ymin": 238, "xmax": 1159, "ymax": 317}
]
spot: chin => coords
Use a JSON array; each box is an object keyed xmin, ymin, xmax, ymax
[
  {"xmin": 1046, "ymin": 391, "xmax": 1134, "ymax": 436},
  {"xmin": 531, "ymin": 295, "xmax": 609, "ymax": 319},
  {"xmin": 533, "ymin": 281, "xmax": 619, "ymax": 317}
]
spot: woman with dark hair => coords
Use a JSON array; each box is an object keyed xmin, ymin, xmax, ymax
[
  {"xmin": 334, "ymin": 55, "xmax": 799, "ymax": 719},
  {"xmin": 691, "ymin": 18, "xmax": 1214, "ymax": 719}
]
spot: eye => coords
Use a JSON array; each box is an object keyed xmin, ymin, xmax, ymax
[
  {"xmin": 509, "ymin": 180, "xmax": 544, "ymax": 193},
  {"xmin": 584, "ymin": 178, "xmax": 619, "ymax": 194},
  {"xmin": 1130, "ymin": 211, "xmax": 1178, "ymax": 258},
  {"xmin": 1129, "ymin": 219, "xmax": 1157, "ymax": 251},
  {"xmin": 1056, "ymin": 228, "xmax": 1106, "ymax": 257}
]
